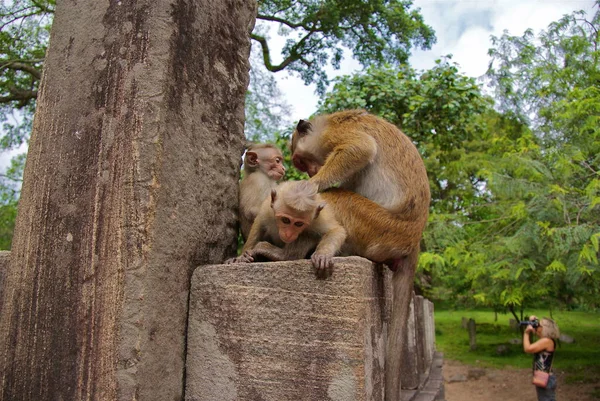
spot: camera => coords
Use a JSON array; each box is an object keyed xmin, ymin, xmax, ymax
[{"xmin": 519, "ymin": 319, "xmax": 540, "ymax": 328}]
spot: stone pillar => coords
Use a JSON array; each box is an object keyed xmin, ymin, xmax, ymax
[
  {"xmin": 0, "ymin": 1, "xmax": 255, "ymax": 400},
  {"xmin": 400, "ymin": 295, "xmax": 419, "ymax": 390},
  {"xmin": 186, "ymin": 257, "xmax": 391, "ymax": 401},
  {"xmin": 422, "ymin": 299, "xmax": 435, "ymax": 369},
  {"xmin": 399, "ymin": 295, "xmax": 436, "ymax": 392},
  {"xmin": 414, "ymin": 295, "xmax": 428, "ymax": 385}
]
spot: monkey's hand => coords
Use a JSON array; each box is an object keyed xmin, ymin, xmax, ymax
[
  {"xmin": 224, "ymin": 251, "xmax": 254, "ymax": 264},
  {"xmin": 311, "ymin": 252, "xmax": 334, "ymax": 279},
  {"xmin": 309, "ymin": 176, "xmax": 329, "ymax": 192}
]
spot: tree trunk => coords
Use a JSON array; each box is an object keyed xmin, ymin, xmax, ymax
[{"xmin": 0, "ymin": 1, "xmax": 256, "ymax": 400}]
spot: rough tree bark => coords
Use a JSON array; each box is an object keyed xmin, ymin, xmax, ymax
[{"xmin": 0, "ymin": 1, "xmax": 256, "ymax": 400}]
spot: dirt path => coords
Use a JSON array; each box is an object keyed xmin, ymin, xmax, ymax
[{"xmin": 443, "ymin": 359, "xmax": 599, "ymax": 401}]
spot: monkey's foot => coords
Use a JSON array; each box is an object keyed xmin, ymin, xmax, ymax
[{"xmin": 224, "ymin": 251, "xmax": 254, "ymax": 264}]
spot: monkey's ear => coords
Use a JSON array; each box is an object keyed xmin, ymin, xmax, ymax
[
  {"xmin": 246, "ymin": 151, "xmax": 259, "ymax": 167},
  {"xmin": 296, "ymin": 119, "xmax": 312, "ymax": 136},
  {"xmin": 315, "ymin": 203, "xmax": 326, "ymax": 219}
]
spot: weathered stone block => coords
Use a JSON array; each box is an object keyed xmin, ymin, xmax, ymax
[{"xmin": 186, "ymin": 257, "xmax": 390, "ymax": 401}]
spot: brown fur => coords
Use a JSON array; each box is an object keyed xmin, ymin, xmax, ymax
[
  {"xmin": 291, "ymin": 110, "xmax": 430, "ymax": 400},
  {"xmin": 291, "ymin": 110, "xmax": 430, "ymax": 265}
]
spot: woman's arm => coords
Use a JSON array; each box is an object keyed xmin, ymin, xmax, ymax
[{"xmin": 523, "ymin": 331, "xmax": 553, "ymax": 354}]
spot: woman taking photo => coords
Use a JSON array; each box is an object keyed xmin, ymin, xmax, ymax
[{"xmin": 523, "ymin": 315, "xmax": 561, "ymax": 401}]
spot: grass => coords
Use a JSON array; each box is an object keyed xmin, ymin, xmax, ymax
[{"xmin": 434, "ymin": 309, "xmax": 600, "ymax": 382}]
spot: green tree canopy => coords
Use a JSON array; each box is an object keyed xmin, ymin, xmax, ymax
[
  {"xmin": 254, "ymin": 0, "xmax": 435, "ymax": 93},
  {"xmin": 482, "ymin": 4, "xmax": 600, "ymax": 311},
  {"xmin": 317, "ymin": 4, "xmax": 600, "ymax": 313},
  {"xmin": 244, "ymin": 50, "xmax": 292, "ymax": 143}
]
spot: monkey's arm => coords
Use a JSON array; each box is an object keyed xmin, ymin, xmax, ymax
[
  {"xmin": 224, "ymin": 203, "xmax": 269, "ymax": 264},
  {"xmin": 313, "ymin": 225, "xmax": 346, "ymax": 258},
  {"xmin": 311, "ymin": 219, "xmax": 347, "ymax": 271},
  {"xmin": 224, "ymin": 221, "xmax": 266, "ymax": 265},
  {"xmin": 250, "ymin": 241, "xmax": 287, "ymax": 261},
  {"xmin": 280, "ymin": 236, "xmax": 319, "ymax": 260},
  {"xmin": 241, "ymin": 197, "xmax": 271, "ymax": 253},
  {"xmin": 241, "ymin": 221, "xmax": 262, "ymax": 254},
  {"xmin": 310, "ymin": 132, "xmax": 377, "ymax": 191}
]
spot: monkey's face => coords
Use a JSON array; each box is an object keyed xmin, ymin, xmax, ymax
[
  {"xmin": 250, "ymin": 148, "xmax": 285, "ymax": 180},
  {"xmin": 291, "ymin": 119, "xmax": 324, "ymax": 177},
  {"xmin": 273, "ymin": 209, "xmax": 312, "ymax": 243},
  {"xmin": 292, "ymin": 153, "xmax": 321, "ymax": 177},
  {"xmin": 265, "ymin": 154, "xmax": 286, "ymax": 180}
]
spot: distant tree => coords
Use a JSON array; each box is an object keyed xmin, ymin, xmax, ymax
[
  {"xmin": 254, "ymin": 0, "xmax": 435, "ymax": 94},
  {"xmin": 319, "ymin": 8, "xmax": 600, "ymax": 313},
  {"xmin": 0, "ymin": 0, "xmax": 52, "ymax": 147},
  {"xmin": 0, "ymin": 153, "xmax": 24, "ymax": 249},
  {"xmin": 484, "ymin": 5, "xmax": 600, "ymax": 310},
  {"xmin": 244, "ymin": 49, "xmax": 292, "ymax": 143}
]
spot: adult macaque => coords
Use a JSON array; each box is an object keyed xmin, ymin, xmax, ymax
[
  {"xmin": 290, "ymin": 110, "xmax": 430, "ymax": 401},
  {"xmin": 239, "ymin": 143, "xmax": 285, "ymax": 240},
  {"xmin": 226, "ymin": 180, "xmax": 346, "ymax": 277}
]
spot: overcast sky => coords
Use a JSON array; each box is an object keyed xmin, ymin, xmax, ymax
[{"xmin": 271, "ymin": 0, "xmax": 597, "ymax": 123}]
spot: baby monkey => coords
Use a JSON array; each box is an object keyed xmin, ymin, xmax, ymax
[
  {"xmin": 239, "ymin": 143, "xmax": 286, "ymax": 240},
  {"xmin": 226, "ymin": 180, "xmax": 346, "ymax": 278}
]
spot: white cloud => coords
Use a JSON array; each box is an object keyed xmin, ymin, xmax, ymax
[
  {"xmin": 414, "ymin": 0, "xmax": 596, "ymax": 77},
  {"xmin": 449, "ymin": 26, "xmax": 495, "ymax": 77},
  {"xmin": 275, "ymin": 74, "xmax": 319, "ymax": 122},
  {"xmin": 276, "ymin": 0, "xmax": 597, "ymax": 122}
]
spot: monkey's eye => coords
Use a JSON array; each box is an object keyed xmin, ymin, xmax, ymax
[
  {"xmin": 294, "ymin": 222, "xmax": 304, "ymax": 228},
  {"xmin": 275, "ymin": 157, "xmax": 282, "ymax": 163},
  {"xmin": 281, "ymin": 217, "xmax": 291, "ymax": 224}
]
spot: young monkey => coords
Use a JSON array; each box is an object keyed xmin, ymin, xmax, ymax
[
  {"xmin": 226, "ymin": 180, "xmax": 347, "ymax": 277},
  {"xmin": 239, "ymin": 143, "xmax": 286, "ymax": 240}
]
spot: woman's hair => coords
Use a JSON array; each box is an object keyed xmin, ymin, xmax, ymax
[{"xmin": 540, "ymin": 318, "xmax": 560, "ymax": 339}]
